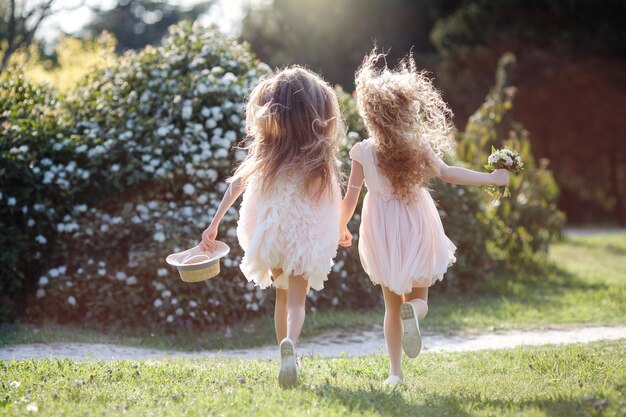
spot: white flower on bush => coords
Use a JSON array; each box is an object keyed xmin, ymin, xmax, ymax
[
  {"xmin": 161, "ymin": 290, "xmax": 172, "ymax": 298},
  {"xmin": 115, "ymin": 271, "xmax": 126, "ymax": 281},
  {"xmin": 205, "ymin": 118, "xmax": 217, "ymax": 129},
  {"xmin": 153, "ymin": 232, "xmax": 165, "ymax": 242},
  {"xmin": 125, "ymin": 276, "xmax": 138, "ymax": 285},
  {"xmin": 35, "ymin": 235, "xmax": 47, "ymax": 245},
  {"xmin": 214, "ymin": 148, "xmax": 228, "ymax": 159},
  {"xmin": 153, "ymin": 299, "xmax": 163, "ymax": 308},
  {"xmin": 347, "ymin": 131, "xmax": 360, "ymax": 141},
  {"xmin": 234, "ymin": 150, "xmax": 246, "ymax": 161},
  {"xmin": 156, "ymin": 126, "xmax": 169, "ymax": 137},
  {"xmin": 224, "ymin": 130, "xmax": 237, "ymax": 143},
  {"xmin": 220, "ymin": 72, "xmax": 237, "ymax": 85},
  {"xmin": 9, "ymin": 381, "xmax": 20, "ymax": 389},
  {"xmin": 157, "ymin": 268, "xmax": 168, "ymax": 277},
  {"xmin": 110, "ymin": 164, "xmax": 120, "ymax": 173},
  {"xmin": 197, "ymin": 194, "xmax": 208, "ymax": 205},
  {"xmin": 183, "ymin": 183, "xmax": 195, "ymax": 195},
  {"xmin": 189, "ymin": 300, "xmax": 198, "ymax": 308},
  {"xmin": 7, "ymin": 197, "xmax": 16, "ymax": 206},
  {"xmin": 182, "ymin": 100, "xmax": 193, "ymax": 120},
  {"xmin": 38, "ymin": 276, "xmax": 49, "ymax": 286},
  {"xmin": 26, "ymin": 403, "xmax": 38, "ymax": 413},
  {"xmin": 67, "ymin": 296, "xmax": 77, "ymax": 306},
  {"xmin": 166, "ymin": 315, "xmax": 174, "ymax": 323},
  {"xmin": 36, "ymin": 289, "xmax": 45, "ymax": 298}
]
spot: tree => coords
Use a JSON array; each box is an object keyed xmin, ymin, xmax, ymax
[
  {"xmin": 83, "ymin": 0, "xmax": 213, "ymax": 53},
  {"xmin": 0, "ymin": 0, "xmax": 86, "ymax": 73}
]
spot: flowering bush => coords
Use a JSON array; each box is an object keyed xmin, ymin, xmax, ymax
[
  {"xmin": 0, "ymin": 72, "xmax": 80, "ymax": 319},
  {"xmin": 16, "ymin": 22, "xmax": 277, "ymax": 329}
]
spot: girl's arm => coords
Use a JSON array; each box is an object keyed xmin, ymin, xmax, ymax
[
  {"xmin": 428, "ymin": 148, "xmax": 509, "ymax": 186},
  {"xmin": 438, "ymin": 162, "xmax": 509, "ymax": 186},
  {"xmin": 199, "ymin": 177, "xmax": 246, "ymax": 252},
  {"xmin": 339, "ymin": 160, "xmax": 365, "ymax": 247}
]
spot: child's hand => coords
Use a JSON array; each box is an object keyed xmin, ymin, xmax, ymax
[
  {"xmin": 199, "ymin": 224, "xmax": 218, "ymax": 252},
  {"xmin": 491, "ymin": 169, "xmax": 510, "ymax": 186},
  {"xmin": 339, "ymin": 227, "xmax": 352, "ymax": 247}
]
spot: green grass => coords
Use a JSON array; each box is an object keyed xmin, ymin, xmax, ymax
[
  {"xmin": 1, "ymin": 340, "xmax": 624, "ymax": 416},
  {"xmin": 426, "ymin": 232, "xmax": 626, "ymax": 332},
  {"xmin": 1, "ymin": 233, "xmax": 625, "ymax": 350}
]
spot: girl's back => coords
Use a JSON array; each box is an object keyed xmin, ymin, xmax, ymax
[
  {"xmin": 231, "ymin": 66, "xmax": 344, "ymax": 291},
  {"xmin": 350, "ymin": 137, "xmax": 456, "ymax": 295}
]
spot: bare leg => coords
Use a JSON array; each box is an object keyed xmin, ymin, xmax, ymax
[
  {"xmin": 272, "ymin": 269, "xmax": 287, "ymax": 344},
  {"xmin": 382, "ymin": 286, "xmax": 404, "ymax": 379},
  {"xmin": 286, "ymin": 275, "xmax": 308, "ymax": 343},
  {"xmin": 405, "ymin": 286, "xmax": 429, "ymax": 319}
]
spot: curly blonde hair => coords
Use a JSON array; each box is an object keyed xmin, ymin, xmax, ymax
[
  {"xmin": 232, "ymin": 66, "xmax": 343, "ymax": 199},
  {"xmin": 355, "ymin": 49, "xmax": 455, "ymax": 200}
]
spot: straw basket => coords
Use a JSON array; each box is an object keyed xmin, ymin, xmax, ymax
[{"xmin": 166, "ymin": 241, "xmax": 230, "ymax": 283}]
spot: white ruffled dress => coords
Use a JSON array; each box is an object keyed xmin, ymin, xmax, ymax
[
  {"xmin": 237, "ymin": 173, "xmax": 341, "ymax": 291},
  {"xmin": 350, "ymin": 139, "xmax": 457, "ymax": 295}
]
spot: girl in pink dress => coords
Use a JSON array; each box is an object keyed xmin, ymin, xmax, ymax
[
  {"xmin": 200, "ymin": 67, "xmax": 342, "ymax": 388},
  {"xmin": 339, "ymin": 50, "xmax": 509, "ymax": 385}
]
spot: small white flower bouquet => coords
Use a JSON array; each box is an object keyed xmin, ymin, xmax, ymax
[{"xmin": 484, "ymin": 146, "xmax": 524, "ymax": 200}]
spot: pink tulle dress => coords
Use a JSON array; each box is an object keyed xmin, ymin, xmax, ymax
[
  {"xmin": 237, "ymin": 173, "xmax": 341, "ymax": 291},
  {"xmin": 350, "ymin": 139, "xmax": 456, "ymax": 295}
]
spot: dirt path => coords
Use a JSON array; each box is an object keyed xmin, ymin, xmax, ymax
[{"xmin": 1, "ymin": 325, "xmax": 624, "ymax": 361}]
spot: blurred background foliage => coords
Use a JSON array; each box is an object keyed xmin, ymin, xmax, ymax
[
  {"xmin": 240, "ymin": 0, "xmax": 625, "ymax": 226},
  {"xmin": 0, "ymin": 0, "xmax": 621, "ymax": 329}
]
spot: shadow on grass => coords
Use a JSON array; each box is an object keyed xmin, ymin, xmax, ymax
[
  {"xmin": 309, "ymin": 384, "xmax": 473, "ymax": 417},
  {"xmin": 428, "ymin": 254, "xmax": 617, "ymax": 332},
  {"xmin": 311, "ymin": 385, "xmax": 597, "ymax": 417}
]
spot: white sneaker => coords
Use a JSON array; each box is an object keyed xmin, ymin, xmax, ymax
[
  {"xmin": 400, "ymin": 302, "xmax": 422, "ymax": 358},
  {"xmin": 383, "ymin": 375, "xmax": 403, "ymax": 386},
  {"xmin": 278, "ymin": 338, "xmax": 298, "ymax": 388}
]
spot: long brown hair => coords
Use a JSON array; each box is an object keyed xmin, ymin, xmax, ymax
[
  {"xmin": 355, "ymin": 49, "xmax": 454, "ymax": 200},
  {"xmin": 231, "ymin": 66, "xmax": 342, "ymax": 199}
]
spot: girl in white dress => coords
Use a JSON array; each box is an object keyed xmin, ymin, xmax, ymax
[
  {"xmin": 339, "ymin": 50, "xmax": 509, "ymax": 385},
  {"xmin": 200, "ymin": 67, "xmax": 342, "ymax": 388}
]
